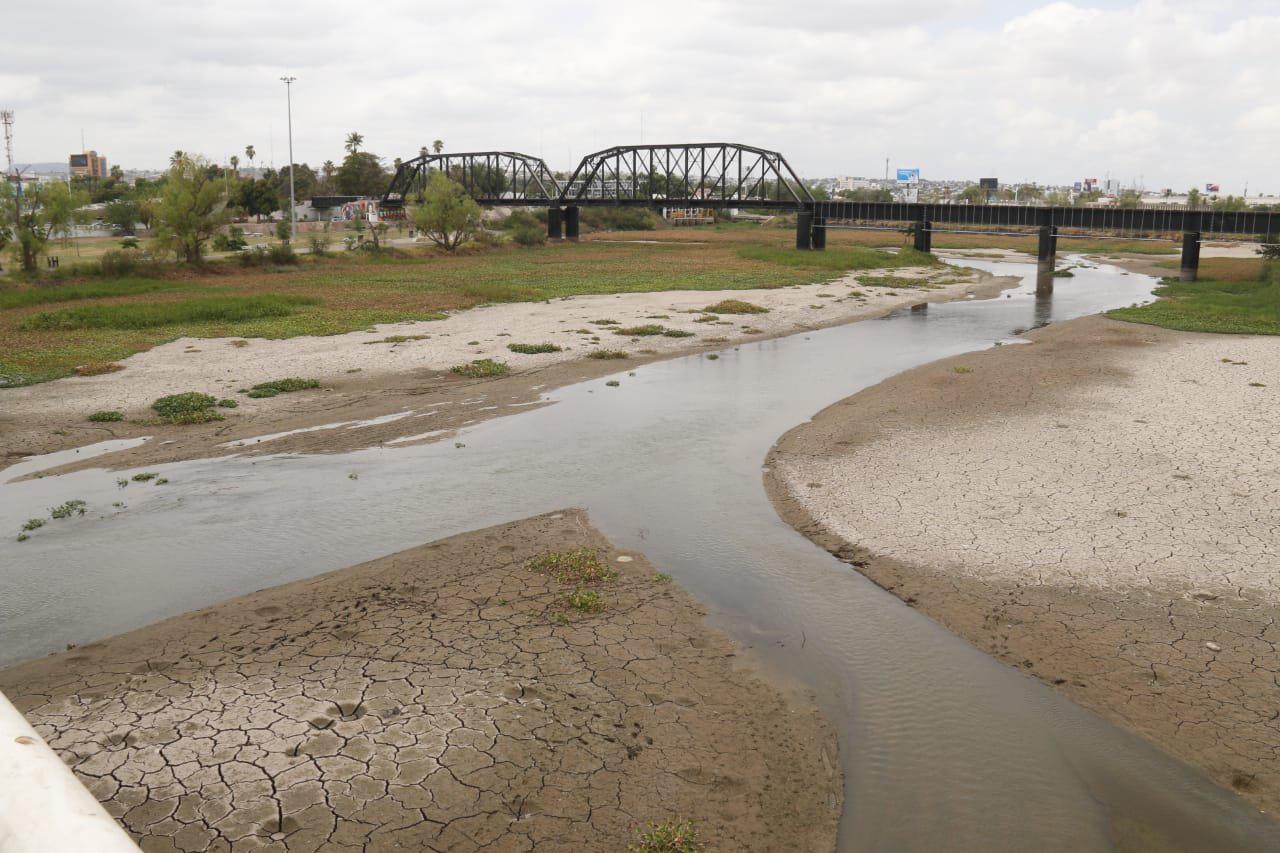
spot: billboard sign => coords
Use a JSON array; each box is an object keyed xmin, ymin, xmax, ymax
[
  {"xmin": 896, "ymin": 168, "xmax": 920, "ymax": 183},
  {"xmin": 979, "ymin": 177, "xmax": 998, "ymax": 190},
  {"xmin": 1205, "ymin": 183, "xmax": 1220, "ymax": 193}
]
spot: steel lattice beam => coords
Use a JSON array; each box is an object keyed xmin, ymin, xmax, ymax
[{"xmin": 382, "ymin": 151, "xmax": 562, "ymax": 207}]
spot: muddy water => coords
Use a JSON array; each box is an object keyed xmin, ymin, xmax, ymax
[{"xmin": 2, "ymin": 258, "xmax": 1276, "ymax": 851}]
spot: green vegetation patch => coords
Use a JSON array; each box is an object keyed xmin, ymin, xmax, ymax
[
  {"xmin": 738, "ymin": 245, "xmax": 939, "ymax": 271},
  {"xmin": 450, "ymin": 358, "xmax": 509, "ymax": 378},
  {"xmin": 0, "ymin": 279, "xmax": 174, "ymax": 311},
  {"xmin": 1108, "ymin": 272, "xmax": 1280, "ymax": 335},
  {"xmin": 21, "ymin": 294, "xmax": 318, "ymax": 332},
  {"xmin": 246, "ymin": 377, "xmax": 321, "ymax": 398},
  {"xmin": 662, "ymin": 329, "xmax": 695, "ymax": 338},
  {"xmin": 507, "ymin": 342, "xmax": 562, "ymax": 354},
  {"xmin": 50, "ymin": 499, "xmax": 87, "ymax": 519},
  {"xmin": 528, "ymin": 548, "xmax": 615, "ymax": 585},
  {"xmin": 631, "ymin": 818, "xmax": 703, "ymax": 852},
  {"xmin": 614, "ymin": 324, "xmax": 666, "ymax": 337},
  {"xmin": 702, "ymin": 299, "xmax": 768, "ymax": 314},
  {"xmin": 152, "ymin": 391, "xmax": 224, "ymax": 424},
  {"xmin": 588, "ymin": 349, "xmax": 629, "ymax": 359},
  {"xmin": 88, "ymin": 410, "xmax": 124, "ymax": 422},
  {"xmin": 565, "ymin": 588, "xmax": 604, "ymax": 613}
]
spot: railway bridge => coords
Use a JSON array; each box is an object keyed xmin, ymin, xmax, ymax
[{"xmin": 382, "ymin": 142, "xmax": 1278, "ymax": 281}]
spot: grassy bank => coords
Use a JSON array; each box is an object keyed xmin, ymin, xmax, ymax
[
  {"xmin": 1108, "ymin": 262, "xmax": 1279, "ymax": 335},
  {"xmin": 0, "ymin": 229, "xmax": 917, "ymax": 386}
]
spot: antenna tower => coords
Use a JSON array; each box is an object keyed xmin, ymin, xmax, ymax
[{"xmin": 1, "ymin": 110, "xmax": 14, "ymax": 175}]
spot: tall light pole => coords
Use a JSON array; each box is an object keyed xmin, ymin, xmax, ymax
[{"xmin": 280, "ymin": 76, "xmax": 297, "ymax": 240}]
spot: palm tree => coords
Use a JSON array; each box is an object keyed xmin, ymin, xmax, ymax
[
  {"xmin": 229, "ymin": 155, "xmax": 240, "ymax": 175},
  {"xmin": 432, "ymin": 139, "xmax": 444, "ymax": 154},
  {"xmin": 419, "ymin": 146, "xmax": 429, "ymax": 160},
  {"xmin": 322, "ymin": 160, "xmax": 336, "ymax": 180},
  {"xmin": 244, "ymin": 144, "xmax": 256, "ymax": 174},
  {"xmin": 345, "ymin": 132, "xmax": 364, "ymax": 155},
  {"xmin": 170, "ymin": 150, "xmax": 186, "ymax": 166}
]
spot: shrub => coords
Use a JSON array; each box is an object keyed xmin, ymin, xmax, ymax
[
  {"xmin": 246, "ymin": 377, "xmax": 320, "ymax": 398},
  {"xmin": 587, "ymin": 349, "xmax": 628, "ymax": 359},
  {"xmin": 308, "ymin": 233, "xmax": 332, "ymax": 257},
  {"xmin": 88, "ymin": 410, "xmax": 124, "ymax": 422},
  {"xmin": 152, "ymin": 391, "xmax": 223, "ymax": 424},
  {"xmin": 50, "ymin": 500, "xmax": 87, "ymax": 518},
  {"xmin": 269, "ymin": 242, "xmax": 298, "ymax": 265},
  {"xmin": 99, "ymin": 250, "xmax": 143, "ymax": 277},
  {"xmin": 451, "ymin": 358, "xmax": 509, "ymax": 378},
  {"xmin": 702, "ymin": 299, "xmax": 768, "ymax": 314},
  {"xmin": 510, "ymin": 221, "xmax": 547, "ymax": 247},
  {"xmin": 662, "ymin": 329, "xmax": 694, "ymax": 338},
  {"xmin": 565, "ymin": 588, "xmax": 603, "ymax": 612},
  {"xmin": 217, "ymin": 398, "xmax": 238, "ymax": 408},
  {"xmin": 599, "ymin": 208, "xmax": 657, "ymax": 231},
  {"xmin": 212, "ymin": 227, "xmax": 248, "ymax": 252},
  {"xmin": 507, "ymin": 342, "xmax": 561, "ymax": 354}
]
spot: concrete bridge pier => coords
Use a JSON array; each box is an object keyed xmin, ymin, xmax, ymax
[
  {"xmin": 1037, "ymin": 226, "xmax": 1058, "ymax": 273},
  {"xmin": 796, "ymin": 210, "xmax": 813, "ymax": 250},
  {"xmin": 547, "ymin": 206, "xmax": 563, "ymax": 240},
  {"xmin": 812, "ymin": 216, "xmax": 827, "ymax": 250},
  {"xmin": 1180, "ymin": 231, "xmax": 1201, "ymax": 281},
  {"xmin": 564, "ymin": 206, "xmax": 580, "ymax": 241},
  {"xmin": 913, "ymin": 219, "xmax": 933, "ymax": 254}
]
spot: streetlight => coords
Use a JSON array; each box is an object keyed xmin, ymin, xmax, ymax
[{"xmin": 280, "ymin": 76, "xmax": 297, "ymax": 241}]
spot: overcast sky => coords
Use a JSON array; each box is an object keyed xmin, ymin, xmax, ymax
[{"xmin": 5, "ymin": 0, "xmax": 1277, "ymax": 192}]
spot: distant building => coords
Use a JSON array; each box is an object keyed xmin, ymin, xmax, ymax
[{"xmin": 69, "ymin": 150, "xmax": 108, "ymax": 179}]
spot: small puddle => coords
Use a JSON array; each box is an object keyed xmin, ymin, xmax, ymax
[
  {"xmin": 1, "ymin": 258, "xmax": 1274, "ymax": 850},
  {"xmin": 3, "ymin": 437, "xmax": 151, "ymax": 483},
  {"xmin": 220, "ymin": 410, "xmax": 416, "ymax": 448}
]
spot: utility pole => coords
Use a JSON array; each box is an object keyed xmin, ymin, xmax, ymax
[
  {"xmin": 2, "ymin": 110, "xmax": 19, "ymax": 243},
  {"xmin": 280, "ymin": 76, "xmax": 297, "ymax": 240}
]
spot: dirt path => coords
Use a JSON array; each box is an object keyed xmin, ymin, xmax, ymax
[
  {"xmin": 1, "ymin": 266, "xmax": 1004, "ymax": 477},
  {"xmin": 0, "ymin": 509, "xmax": 840, "ymax": 851},
  {"xmin": 766, "ymin": 315, "xmax": 1279, "ymax": 815}
]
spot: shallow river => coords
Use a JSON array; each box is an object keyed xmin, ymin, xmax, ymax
[{"xmin": 3, "ymin": 258, "xmax": 1277, "ymax": 851}]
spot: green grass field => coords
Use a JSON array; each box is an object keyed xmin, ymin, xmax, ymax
[
  {"xmin": 1108, "ymin": 264, "xmax": 1279, "ymax": 335},
  {"xmin": 0, "ymin": 229, "xmax": 917, "ymax": 386}
]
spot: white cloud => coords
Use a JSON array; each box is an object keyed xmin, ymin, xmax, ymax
[{"xmin": 1, "ymin": 0, "xmax": 1276, "ymax": 192}]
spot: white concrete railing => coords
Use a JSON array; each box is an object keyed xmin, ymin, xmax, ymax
[{"xmin": 0, "ymin": 691, "xmax": 138, "ymax": 851}]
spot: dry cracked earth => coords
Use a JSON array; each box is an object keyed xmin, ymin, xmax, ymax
[
  {"xmin": 769, "ymin": 316, "xmax": 1279, "ymax": 815},
  {"xmin": 0, "ymin": 510, "xmax": 840, "ymax": 851}
]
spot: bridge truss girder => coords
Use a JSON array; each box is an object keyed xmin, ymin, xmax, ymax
[{"xmin": 383, "ymin": 151, "xmax": 562, "ymax": 207}]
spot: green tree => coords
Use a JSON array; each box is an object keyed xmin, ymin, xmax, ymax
[
  {"xmin": 244, "ymin": 145, "xmax": 256, "ymax": 173},
  {"xmin": 1116, "ymin": 190, "xmax": 1142, "ymax": 209},
  {"xmin": 1, "ymin": 180, "xmax": 88, "ymax": 272},
  {"xmin": 958, "ymin": 184, "xmax": 987, "ymax": 205},
  {"xmin": 277, "ymin": 163, "xmax": 317, "ymax": 207},
  {"xmin": 154, "ymin": 154, "xmax": 230, "ymax": 263},
  {"xmin": 411, "ymin": 173, "xmax": 481, "ymax": 251},
  {"xmin": 432, "ymin": 139, "xmax": 444, "ymax": 154},
  {"xmin": 1211, "ymin": 195, "xmax": 1248, "ymax": 212},
  {"xmin": 1045, "ymin": 190, "xmax": 1071, "ymax": 206},
  {"xmin": 837, "ymin": 187, "xmax": 892, "ymax": 202},
  {"xmin": 236, "ymin": 178, "xmax": 278, "ymax": 221},
  {"xmin": 336, "ymin": 152, "xmax": 388, "ymax": 196},
  {"xmin": 1186, "ymin": 187, "xmax": 1202, "ymax": 210},
  {"xmin": 229, "ymin": 155, "xmax": 240, "ymax": 175},
  {"xmin": 345, "ymin": 131, "xmax": 364, "ymax": 155},
  {"xmin": 103, "ymin": 199, "xmax": 141, "ymax": 235}
]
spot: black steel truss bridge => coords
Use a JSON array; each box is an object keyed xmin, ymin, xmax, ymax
[{"xmin": 383, "ymin": 142, "xmax": 1278, "ymax": 280}]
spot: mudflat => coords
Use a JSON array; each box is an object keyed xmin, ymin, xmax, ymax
[
  {"xmin": 0, "ymin": 510, "xmax": 840, "ymax": 851},
  {"xmin": 767, "ymin": 315, "xmax": 1279, "ymax": 814}
]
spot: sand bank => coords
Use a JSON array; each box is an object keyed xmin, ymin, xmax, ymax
[
  {"xmin": 767, "ymin": 315, "xmax": 1279, "ymax": 813},
  {"xmin": 1, "ymin": 265, "xmax": 1001, "ymax": 474},
  {"xmin": 0, "ymin": 510, "xmax": 840, "ymax": 851}
]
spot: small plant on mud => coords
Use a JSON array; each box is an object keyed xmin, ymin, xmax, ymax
[
  {"xmin": 605, "ymin": 380, "xmax": 620, "ymax": 387},
  {"xmin": 507, "ymin": 342, "xmax": 562, "ymax": 355},
  {"xmin": 246, "ymin": 377, "xmax": 321, "ymax": 398},
  {"xmin": 22, "ymin": 518, "xmax": 46, "ymax": 532},
  {"xmin": 614, "ymin": 324, "xmax": 665, "ymax": 337},
  {"xmin": 152, "ymin": 392, "xmax": 223, "ymax": 424},
  {"xmin": 116, "ymin": 478, "xmax": 129, "ymax": 489},
  {"xmin": 588, "ymin": 349, "xmax": 628, "ymax": 360},
  {"xmin": 451, "ymin": 359, "xmax": 509, "ymax": 378},
  {"xmin": 592, "ymin": 319, "xmax": 620, "ymax": 326},
  {"xmin": 705, "ymin": 353, "xmax": 719, "ymax": 360},
  {"xmin": 88, "ymin": 410, "xmax": 124, "ymax": 422},
  {"xmin": 952, "ymin": 366, "xmax": 973, "ymax": 374},
  {"xmin": 630, "ymin": 818, "xmax": 703, "ymax": 852},
  {"xmin": 662, "ymin": 329, "xmax": 695, "ymax": 338},
  {"xmin": 217, "ymin": 398, "xmax": 238, "ymax": 408},
  {"xmin": 132, "ymin": 472, "xmax": 159, "ymax": 482},
  {"xmin": 565, "ymin": 588, "xmax": 603, "ymax": 612},
  {"xmin": 653, "ymin": 573, "xmax": 672, "ymax": 584},
  {"xmin": 50, "ymin": 500, "xmax": 87, "ymax": 519},
  {"xmin": 528, "ymin": 548, "xmax": 615, "ymax": 585},
  {"xmin": 702, "ymin": 299, "xmax": 768, "ymax": 315}
]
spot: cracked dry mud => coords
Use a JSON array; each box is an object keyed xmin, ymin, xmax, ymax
[
  {"xmin": 0, "ymin": 510, "xmax": 840, "ymax": 850},
  {"xmin": 768, "ymin": 315, "xmax": 1279, "ymax": 815}
]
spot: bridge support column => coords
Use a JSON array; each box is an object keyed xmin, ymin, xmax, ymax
[
  {"xmin": 1180, "ymin": 231, "xmax": 1201, "ymax": 281},
  {"xmin": 796, "ymin": 210, "xmax": 813, "ymax": 250},
  {"xmin": 564, "ymin": 206, "xmax": 580, "ymax": 241},
  {"xmin": 547, "ymin": 206, "xmax": 563, "ymax": 240},
  {"xmin": 1037, "ymin": 226, "xmax": 1057, "ymax": 273},
  {"xmin": 811, "ymin": 217, "xmax": 826, "ymax": 250},
  {"xmin": 913, "ymin": 220, "xmax": 933, "ymax": 254}
]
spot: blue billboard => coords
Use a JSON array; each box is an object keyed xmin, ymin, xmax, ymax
[{"xmin": 896, "ymin": 168, "xmax": 920, "ymax": 182}]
